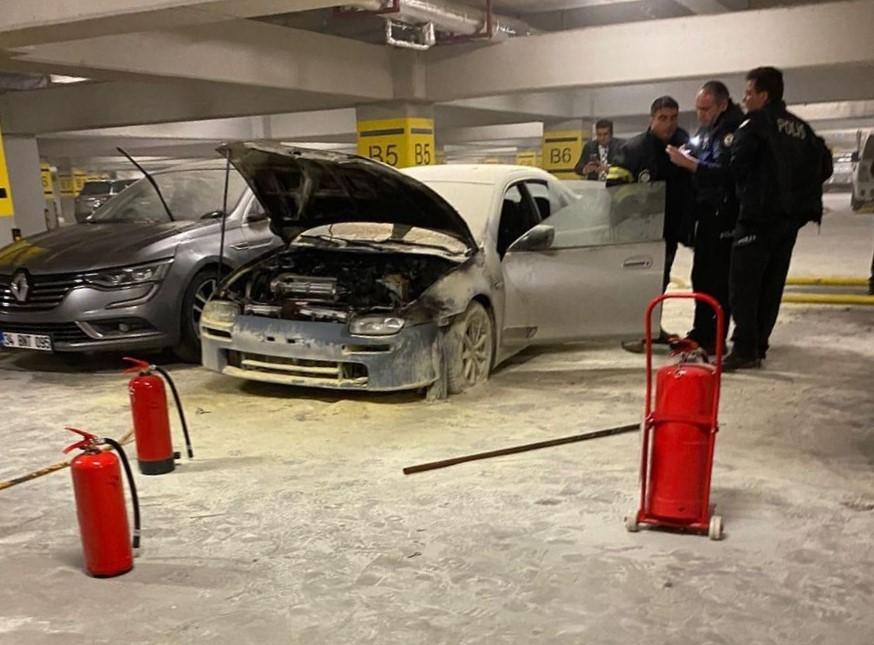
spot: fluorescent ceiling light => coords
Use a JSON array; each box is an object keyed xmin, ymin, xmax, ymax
[{"xmin": 49, "ymin": 74, "xmax": 89, "ymax": 84}]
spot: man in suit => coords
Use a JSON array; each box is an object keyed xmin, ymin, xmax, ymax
[{"xmin": 574, "ymin": 119, "xmax": 623, "ymax": 181}]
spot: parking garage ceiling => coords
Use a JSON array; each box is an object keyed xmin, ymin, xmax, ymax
[{"xmin": 0, "ymin": 0, "xmax": 871, "ymax": 164}]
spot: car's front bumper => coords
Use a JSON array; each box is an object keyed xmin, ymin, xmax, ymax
[
  {"xmin": 0, "ymin": 282, "xmax": 177, "ymax": 352},
  {"xmin": 201, "ymin": 315, "xmax": 440, "ymax": 391}
]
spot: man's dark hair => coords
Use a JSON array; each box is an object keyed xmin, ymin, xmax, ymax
[
  {"xmin": 700, "ymin": 80, "xmax": 731, "ymax": 104},
  {"xmin": 595, "ymin": 119, "xmax": 613, "ymax": 133},
  {"xmin": 746, "ymin": 66, "xmax": 784, "ymax": 103},
  {"xmin": 650, "ymin": 96, "xmax": 679, "ymax": 115}
]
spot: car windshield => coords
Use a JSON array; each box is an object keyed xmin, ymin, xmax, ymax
[
  {"xmin": 414, "ymin": 180, "xmax": 494, "ymax": 241},
  {"xmin": 88, "ymin": 168, "xmax": 247, "ymax": 223},
  {"xmin": 79, "ymin": 181, "xmax": 112, "ymax": 196},
  {"xmin": 294, "ymin": 222, "xmax": 469, "ymax": 257}
]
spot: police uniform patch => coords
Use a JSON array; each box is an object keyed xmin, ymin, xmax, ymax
[
  {"xmin": 723, "ymin": 133, "xmax": 734, "ymax": 147},
  {"xmin": 638, "ymin": 169, "xmax": 651, "ymax": 183}
]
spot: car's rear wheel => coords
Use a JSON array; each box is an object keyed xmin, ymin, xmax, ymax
[
  {"xmin": 446, "ymin": 300, "xmax": 494, "ymax": 394},
  {"xmin": 851, "ymin": 196, "xmax": 863, "ymax": 211},
  {"xmin": 174, "ymin": 268, "xmax": 220, "ymax": 363}
]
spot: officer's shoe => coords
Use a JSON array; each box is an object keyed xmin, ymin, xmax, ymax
[{"xmin": 722, "ymin": 351, "xmax": 762, "ymax": 372}]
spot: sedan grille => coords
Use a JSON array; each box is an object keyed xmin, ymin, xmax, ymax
[
  {"xmin": 0, "ymin": 322, "xmax": 90, "ymax": 344},
  {"xmin": 228, "ymin": 351, "xmax": 368, "ymax": 385},
  {"xmin": 0, "ymin": 273, "xmax": 84, "ymax": 312}
]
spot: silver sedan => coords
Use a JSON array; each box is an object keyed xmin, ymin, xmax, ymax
[{"xmin": 201, "ymin": 144, "xmax": 665, "ymax": 396}]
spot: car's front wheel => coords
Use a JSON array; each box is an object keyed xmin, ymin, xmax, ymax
[
  {"xmin": 175, "ymin": 268, "xmax": 220, "ymax": 363},
  {"xmin": 445, "ymin": 300, "xmax": 494, "ymax": 394}
]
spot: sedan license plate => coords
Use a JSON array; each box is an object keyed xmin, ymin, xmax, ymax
[{"xmin": 1, "ymin": 332, "xmax": 53, "ymax": 351}]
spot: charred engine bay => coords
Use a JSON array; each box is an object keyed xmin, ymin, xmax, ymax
[{"xmin": 237, "ymin": 248, "xmax": 457, "ymax": 322}]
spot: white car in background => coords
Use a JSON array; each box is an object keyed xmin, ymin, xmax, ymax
[{"xmin": 201, "ymin": 145, "xmax": 666, "ymax": 397}]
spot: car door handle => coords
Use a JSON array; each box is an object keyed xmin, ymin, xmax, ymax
[
  {"xmin": 623, "ymin": 257, "xmax": 653, "ymax": 269},
  {"xmin": 230, "ymin": 242, "xmax": 250, "ymax": 251},
  {"xmin": 493, "ymin": 280, "xmax": 504, "ymax": 289}
]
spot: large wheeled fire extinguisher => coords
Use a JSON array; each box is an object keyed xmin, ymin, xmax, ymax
[
  {"xmin": 64, "ymin": 427, "xmax": 141, "ymax": 577},
  {"xmin": 124, "ymin": 358, "xmax": 194, "ymax": 475},
  {"xmin": 626, "ymin": 292, "xmax": 725, "ymax": 540}
]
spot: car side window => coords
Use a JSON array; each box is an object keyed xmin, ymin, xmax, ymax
[
  {"xmin": 497, "ymin": 184, "xmax": 540, "ymax": 258},
  {"xmin": 541, "ymin": 181, "xmax": 666, "ymax": 248}
]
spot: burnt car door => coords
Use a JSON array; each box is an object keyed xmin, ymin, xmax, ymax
[{"xmin": 500, "ymin": 180, "xmax": 665, "ymax": 342}]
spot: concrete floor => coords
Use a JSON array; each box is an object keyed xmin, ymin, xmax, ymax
[{"xmin": 1, "ymin": 193, "xmax": 872, "ymax": 644}]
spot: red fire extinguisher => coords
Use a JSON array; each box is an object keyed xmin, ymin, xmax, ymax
[
  {"xmin": 124, "ymin": 357, "xmax": 193, "ymax": 476},
  {"xmin": 626, "ymin": 292, "xmax": 725, "ymax": 540},
  {"xmin": 64, "ymin": 427, "xmax": 141, "ymax": 577}
]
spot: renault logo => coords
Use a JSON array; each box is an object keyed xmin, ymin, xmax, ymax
[{"xmin": 10, "ymin": 270, "xmax": 31, "ymax": 303}]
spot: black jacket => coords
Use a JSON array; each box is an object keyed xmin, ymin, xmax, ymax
[
  {"xmin": 613, "ymin": 127, "xmax": 694, "ymax": 245},
  {"xmin": 689, "ymin": 101, "xmax": 745, "ymax": 235},
  {"xmin": 731, "ymin": 100, "xmax": 832, "ymax": 234},
  {"xmin": 574, "ymin": 138, "xmax": 623, "ymax": 180}
]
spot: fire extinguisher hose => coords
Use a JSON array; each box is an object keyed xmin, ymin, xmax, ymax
[
  {"xmin": 102, "ymin": 437, "xmax": 141, "ymax": 551},
  {"xmin": 154, "ymin": 366, "xmax": 194, "ymax": 459}
]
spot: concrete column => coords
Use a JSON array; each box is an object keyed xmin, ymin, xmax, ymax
[
  {"xmin": 54, "ymin": 157, "xmax": 77, "ymax": 225},
  {"xmin": 0, "ymin": 135, "xmax": 46, "ymax": 243},
  {"xmin": 541, "ymin": 118, "xmax": 591, "ymax": 179},
  {"xmin": 355, "ymin": 103, "xmax": 436, "ymax": 169}
]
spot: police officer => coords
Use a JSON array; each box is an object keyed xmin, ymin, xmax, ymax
[
  {"xmin": 666, "ymin": 81, "xmax": 744, "ymax": 354},
  {"xmin": 614, "ymin": 96, "xmax": 694, "ymax": 349},
  {"xmin": 725, "ymin": 66, "xmax": 832, "ymax": 371}
]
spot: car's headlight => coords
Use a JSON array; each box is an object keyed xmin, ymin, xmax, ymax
[
  {"xmin": 349, "ymin": 315, "xmax": 406, "ymax": 336},
  {"xmin": 201, "ymin": 300, "xmax": 240, "ymax": 326},
  {"xmin": 84, "ymin": 259, "xmax": 172, "ymax": 288}
]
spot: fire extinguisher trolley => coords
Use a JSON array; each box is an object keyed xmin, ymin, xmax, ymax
[{"xmin": 626, "ymin": 292, "xmax": 725, "ymax": 540}]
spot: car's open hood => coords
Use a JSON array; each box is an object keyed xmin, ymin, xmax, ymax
[{"xmin": 220, "ymin": 143, "xmax": 477, "ymax": 251}]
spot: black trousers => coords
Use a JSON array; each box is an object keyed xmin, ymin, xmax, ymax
[
  {"xmin": 688, "ymin": 219, "xmax": 732, "ymax": 349},
  {"xmin": 729, "ymin": 226, "xmax": 799, "ymax": 359}
]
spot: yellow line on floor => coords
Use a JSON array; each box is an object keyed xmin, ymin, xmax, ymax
[{"xmin": 782, "ymin": 293, "xmax": 874, "ymax": 306}]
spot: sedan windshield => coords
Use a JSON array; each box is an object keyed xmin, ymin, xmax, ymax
[
  {"xmin": 79, "ymin": 181, "xmax": 112, "ymax": 196},
  {"xmin": 88, "ymin": 168, "xmax": 247, "ymax": 223}
]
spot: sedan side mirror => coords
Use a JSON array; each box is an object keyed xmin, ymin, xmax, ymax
[
  {"xmin": 247, "ymin": 206, "xmax": 269, "ymax": 223},
  {"xmin": 511, "ymin": 224, "xmax": 555, "ymax": 252}
]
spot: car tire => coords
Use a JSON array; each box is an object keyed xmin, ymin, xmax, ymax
[
  {"xmin": 174, "ymin": 268, "xmax": 221, "ymax": 363},
  {"xmin": 445, "ymin": 300, "xmax": 494, "ymax": 395},
  {"xmin": 851, "ymin": 196, "xmax": 863, "ymax": 212}
]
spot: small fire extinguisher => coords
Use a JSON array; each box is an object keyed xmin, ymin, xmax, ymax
[
  {"xmin": 64, "ymin": 427, "xmax": 141, "ymax": 578},
  {"xmin": 124, "ymin": 357, "xmax": 193, "ymax": 476}
]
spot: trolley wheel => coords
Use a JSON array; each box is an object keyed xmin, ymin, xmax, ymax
[
  {"xmin": 708, "ymin": 515, "xmax": 724, "ymax": 541},
  {"xmin": 625, "ymin": 511, "xmax": 640, "ymax": 533}
]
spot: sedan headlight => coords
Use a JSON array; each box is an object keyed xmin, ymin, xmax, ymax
[
  {"xmin": 201, "ymin": 300, "xmax": 240, "ymax": 326},
  {"xmin": 84, "ymin": 259, "xmax": 172, "ymax": 288},
  {"xmin": 349, "ymin": 315, "xmax": 406, "ymax": 336}
]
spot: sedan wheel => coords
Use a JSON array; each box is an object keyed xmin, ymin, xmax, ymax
[
  {"xmin": 446, "ymin": 301, "xmax": 494, "ymax": 394},
  {"xmin": 191, "ymin": 277, "xmax": 217, "ymax": 339},
  {"xmin": 175, "ymin": 269, "xmax": 221, "ymax": 363}
]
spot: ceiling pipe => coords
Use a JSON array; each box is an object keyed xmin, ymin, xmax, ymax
[{"xmin": 343, "ymin": 0, "xmax": 537, "ymax": 43}]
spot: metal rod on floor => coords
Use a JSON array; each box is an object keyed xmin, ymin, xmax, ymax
[
  {"xmin": 403, "ymin": 423, "xmax": 639, "ymax": 475},
  {"xmin": 0, "ymin": 429, "xmax": 134, "ymax": 492}
]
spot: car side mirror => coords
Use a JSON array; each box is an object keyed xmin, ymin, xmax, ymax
[
  {"xmin": 511, "ymin": 224, "xmax": 555, "ymax": 252},
  {"xmin": 247, "ymin": 206, "xmax": 269, "ymax": 223}
]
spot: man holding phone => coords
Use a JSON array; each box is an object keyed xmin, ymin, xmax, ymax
[{"xmin": 574, "ymin": 119, "xmax": 623, "ymax": 181}]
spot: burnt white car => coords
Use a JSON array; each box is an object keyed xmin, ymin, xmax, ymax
[{"xmin": 200, "ymin": 144, "xmax": 665, "ymax": 396}]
